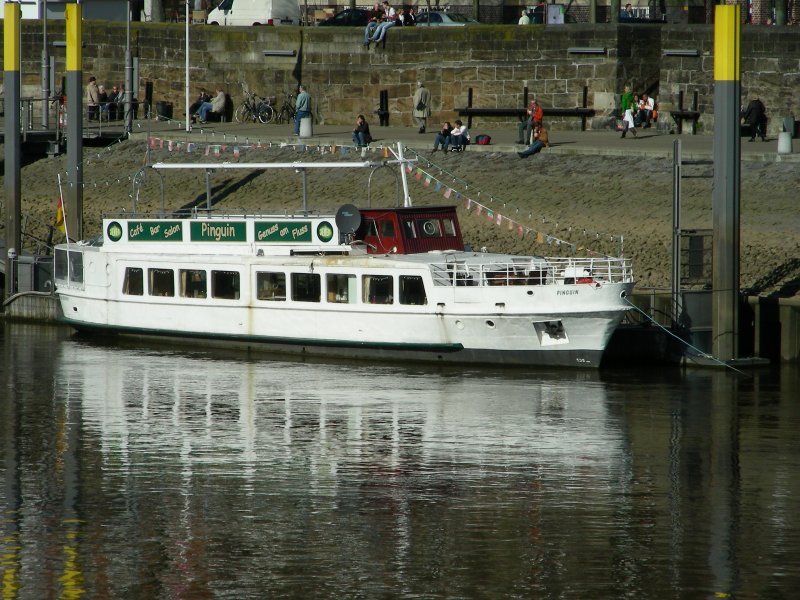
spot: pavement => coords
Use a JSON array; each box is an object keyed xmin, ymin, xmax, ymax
[{"xmin": 128, "ymin": 118, "xmax": 800, "ymax": 163}]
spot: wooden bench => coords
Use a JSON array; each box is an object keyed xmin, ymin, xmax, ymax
[
  {"xmin": 670, "ymin": 90, "xmax": 700, "ymax": 134},
  {"xmin": 456, "ymin": 86, "xmax": 595, "ymax": 131}
]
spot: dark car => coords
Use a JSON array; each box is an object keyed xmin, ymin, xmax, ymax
[{"xmin": 318, "ymin": 8, "xmax": 375, "ymax": 27}]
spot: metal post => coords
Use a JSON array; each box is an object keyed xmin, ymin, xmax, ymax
[
  {"xmin": 711, "ymin": 5, "xmax": 741, "ymax": 361},
  {"xmin": 65, "ymin": 3, "xmax": 84, "ymax": 241},
  {"xmin": 125, "ymin": 1, "xmax": 134, "ymax": 135},
  {"xmin": 672, "ymin": 138, "xmax": 682, "ymax": 324},
  {"xmin": 4, "ymin": 3, "xmax": 22, "ymax": 297},
  {"xmin": 205, "ymin": 169, "xmax": 212, "ymax": 210},
  {"xmin": 397, "ymin": 143, "xmax": 411, "ymax": 207},
  {"xmin": 41, "ymin": 0, "xmax": 50, "ymax": 128},
  {"xmin": 185, "ymin": 0, "xmax": 191, "ymax": 133}
]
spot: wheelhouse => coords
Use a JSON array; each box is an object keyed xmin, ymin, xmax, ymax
[{"xmin": 356, "ymin": 206, "xmax": 464, "ymax": 254}]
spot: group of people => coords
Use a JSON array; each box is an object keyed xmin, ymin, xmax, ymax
[
  {"xmin": 619, "ymin": 86, "xmax": 656, "ymax": 138},
  {"xmin": 431, "ymin": 120, "xmax": 471, "ymax": 152},
  {"xmin": 85, "ymin": 76, "xmax": 129, "ymax": 121},
  {"xmin": 363, "ymin": 1, "xmax": 416, "ymax": 48},
  {"xmin": 189, "ymin": 87, "xmax": 226, "ymax": 124}
]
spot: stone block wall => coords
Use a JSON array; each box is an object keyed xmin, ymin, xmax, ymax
[{"xmin": 6, "ymin": 20, "xmax": 800, "ymax": 134}]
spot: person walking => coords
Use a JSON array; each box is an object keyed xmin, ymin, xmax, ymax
[
  {"xmin": 518, "ymin": 9, "xmax": 530, "ymax": 24},
  {"xmin": 294, "ymin": 84, "xmax": 311, "ymax": 135},
  {"xmin": 85, "ymin": 76, "xmax": 100, "ymax": 121},
  {"xmin": 742, "ymin": 94, "xmax": 767, "ymax": 141},
  {"xmin": 412, "ymin": 82, "xmax": 431, "ymax": 134}
]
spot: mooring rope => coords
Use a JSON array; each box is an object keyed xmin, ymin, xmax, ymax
[{"xmin": 622, "ymin": 296, "xmax": 749, "ymax": 377}]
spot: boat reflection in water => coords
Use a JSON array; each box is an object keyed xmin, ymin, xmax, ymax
[{"xmin": 3, "ymin": 325, "xmax": 799, "ymax": 598}]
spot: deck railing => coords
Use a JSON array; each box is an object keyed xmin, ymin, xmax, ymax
[{"xmin": 430, "ymin": 257, "xmax": 633, "ymax": 287}]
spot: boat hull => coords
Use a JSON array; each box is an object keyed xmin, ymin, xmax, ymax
[{"xmin": 62, "ymin": 318, "xmax": 611, "ymax": 368}]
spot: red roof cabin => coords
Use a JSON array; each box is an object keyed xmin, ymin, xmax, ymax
[{"xmin": 355, "ymin": 206, "xmax": 465, "ymax": 255}]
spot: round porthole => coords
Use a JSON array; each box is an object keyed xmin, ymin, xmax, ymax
[
  {"xmin": 422, "ymin": 220, "xmax": 437, "ymax": 235},
  {"xmin": 486, "ymin": 320, "xmax": 496, "ymax": 329},
  {"xmin": 455, "ymin": 320, "xmax": 465, "ymax": 330}
]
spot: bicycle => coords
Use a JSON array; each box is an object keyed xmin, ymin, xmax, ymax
[
  {"xmin": 234, "ymin": 83, "xmax": 275, "ymax": 124},
  {"xmin": 276, "ymin": 91, "xmax": 296, "ymax": 125}
]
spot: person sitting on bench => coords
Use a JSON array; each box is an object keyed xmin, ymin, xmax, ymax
[{"xmin": 197, "ymin": 88, "xmax": 225, "ymax": 123}]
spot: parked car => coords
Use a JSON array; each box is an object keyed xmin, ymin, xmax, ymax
[
  {"xmin": 414, "ymin": 11, "xmax": 480, "ymax": 26},
  {"xmin": 318, "ymin": 8, "xmax": 376, "ymax": 27}
]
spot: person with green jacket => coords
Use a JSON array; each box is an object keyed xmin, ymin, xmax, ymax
[{"xmin": 620, "ymin": 85, "xmax": 637, "ymax": 138}]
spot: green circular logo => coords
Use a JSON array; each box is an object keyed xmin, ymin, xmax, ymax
[
  {"xmin": 107, "ymin": 221, "xmax": 123, "ymax": 242},
  {"xmin": 317, "ymin": 221, "xmax": 334, "ymax": 243}
]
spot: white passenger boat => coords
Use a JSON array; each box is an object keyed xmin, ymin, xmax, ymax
[{"xmin": 54, "ymin": 149, "xmax": 634, "ymax": 367}]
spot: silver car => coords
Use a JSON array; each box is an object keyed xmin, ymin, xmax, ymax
[{"xmin": 414, "ymin": 11, "xmax": 480, "ymax": 26}]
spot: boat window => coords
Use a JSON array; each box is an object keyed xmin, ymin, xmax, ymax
[
  {"xmin": 399, "ymin": 276, "xmax": 427, "ymax": 305},
  {"xmin": 326, "ymin": 273, "xmax": 356, "ymax": 303},
  {"xmin": 149, "ymin": 268, "xmax": 175, "ymax": 297},
  {"xmin": 54, "ymin": 248, "xmax": 68, "ymax": 281},
  {"xmin": 418, "ymin": 219, "xmax": 441, "ymax": 238},
  {"xmin": 363, "ymin": 274, "xmax": 393, "ymax": 304},
  {"xmin": 365, "ymin": 219, "xmax": 378, "ymax": 237},
  {"xmin": 256, "ymin": 272, "xmax": 286, "ymax": 301},
  {"xmin": 180, "ymin": 269, "xmax": 207, "ymax": 299},
  {"xmin": 69, "ymin": 251, "xmax": 84, "ymax": 284},
  {"xmin": 212, "ymin": 270, "xmax": 240, "ymax": 300},
  {"xmin": 442, "ymin": 218, "xmax": 456, "ymax": 237},
  {"xmin": 291, "ymin": 272, "xmax": 321, "ymax": 302},
  {"xmin": 402, "ymin": 219, "xmax": 417, "ymax": 239},
  {"xmin": 122, "ymin": 267, "xmax": 144, "ymax": 296},
  {"xmin": 381, "ymin": 220, "xmax": 396, "ymax": 237}
]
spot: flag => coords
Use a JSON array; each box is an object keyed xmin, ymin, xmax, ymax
[
  {"xmin": 444, "ymin": 187, "xmax": 452, "ymax": 199},
  {"xmin": 55, "ymin": 196, "xmax": 65, "ymax": 232}
]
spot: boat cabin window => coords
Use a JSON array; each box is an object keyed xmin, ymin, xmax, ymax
[
  {"xmin": 399, "ymin": 276, "xmax": 427, "ymax": 305},
  {"xmin": 68, "ymin": 251, "xmax": 84, "ymax": 284},
  {"xmin": 402, "ymin": 219, "xmax": 417, "ymax": 239},
  {"xmin": 54, "ymin": 248, "xmax": 68, "ymax": 280},
  {"xmin": 381, "ymin": 220, "xmax": 396, "ymax": 237},
  {"xmin": 326, "ymin": 274, "xmax": 356, "ymax": 304},
  {"xmin": 122, "ymin": 267, "xmax": 144, "ymax": 296},
  {"xmin": 211, "ymin": 270, "xmax": 240, "ymax": 300},
  {"xmin": 418, "ymin": 219, "xmax": 441, "ymax": 238},
  {"xmin": 366, "ymin": 219, "xmax": 378, "ymax": 237},
  {"xmin": 256, "ymin": 272, "xmax": 286, "ymax": 301},
  {"xmin": 180, "ymin": 269, "xmax": 207, "ymax": 299},
  {"xmin": 442, "ymin": 218, "xmax": 456, "ymax": 237},
  {"xmin": 148, "ymin": 268, "xmax": 175, "ymax": 297},
  {"xmin": 363, "ymin": 274, "xmax": 393, "ymax": 304},
  {"xmin": 291, "ymin": 273, "xmax": 321, "ymax": 303}
]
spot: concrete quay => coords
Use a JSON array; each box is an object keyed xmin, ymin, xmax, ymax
[{"xmin": 131, "ymin": 119, "xmax": 800, "ymax": 163}]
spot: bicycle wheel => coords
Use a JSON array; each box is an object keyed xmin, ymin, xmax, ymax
[
  {"xmin": 234, "ymin": 104, "xmax": 249, "ymax": 123},
  {"xmin": 257, "ymin": 103, "xmax": 274, "ymax": 124}
]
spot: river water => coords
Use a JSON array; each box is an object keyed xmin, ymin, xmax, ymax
[{"xmin": 1, "ymin": 322, "xmax": 798, "ymax": 599}]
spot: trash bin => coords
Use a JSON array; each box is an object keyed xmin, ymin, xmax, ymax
[
  {"xmin": 156, "ymin": 101, "xmax": 173, "ymax": 121},
  {"xmin": 777, "ymin": 131, "xmax": 793, "ymax": 154},
  {"xmin": 299, "ymin": 116, "xmax": 313, "ymax": 138},
  {"xmin": 782, "ymin": 116, "xmax": 795, "ymax": 138}
]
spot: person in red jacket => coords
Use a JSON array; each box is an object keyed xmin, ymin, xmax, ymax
[{"xmin": 517, "ymin": 98, "xmax": 543, "ymax": 144}]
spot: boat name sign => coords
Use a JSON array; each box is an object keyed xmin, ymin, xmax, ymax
[{"xmin": 106, "ymin": 219, "xmax": 336, "ymax": 244}]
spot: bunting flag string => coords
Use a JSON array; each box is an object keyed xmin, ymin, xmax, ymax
[{"xmin": 56, "ymin": 134, "xmax": 623, "ymax": 257}]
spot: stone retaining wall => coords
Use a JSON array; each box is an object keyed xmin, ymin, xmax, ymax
[{"xmin": 7, "ymin": 21, "xmax": 800, "ymax": 133}]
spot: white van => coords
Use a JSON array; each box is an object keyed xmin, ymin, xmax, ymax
[{"xmin": 206, "ymin": 0, "xmax": 300, "ymax": 26}]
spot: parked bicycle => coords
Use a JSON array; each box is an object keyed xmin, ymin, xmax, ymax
[
  {"xmin": 234, "ymin": 82, "xmax": 275, "ymax": 124},
  {"xmin": 276, "ymin": 91, "xmax": 296, "ymax": 125}
]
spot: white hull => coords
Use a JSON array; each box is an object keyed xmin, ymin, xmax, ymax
[{"xmin": 57, "ymin": 248, "xmax": 632, "ymax": 368}]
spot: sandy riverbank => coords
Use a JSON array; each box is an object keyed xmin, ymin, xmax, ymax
[{"xmin": 3, "ymin": 138, "xmax": 800, "ymax": 295}]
